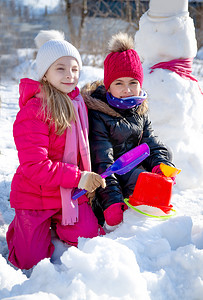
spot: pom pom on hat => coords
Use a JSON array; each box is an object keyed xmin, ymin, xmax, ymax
[
  {"xmin": 104, "ymin": 32, "xmax": 143, "ymax": 90},
  {"xmin": 34, "ymin": 30, "xmax": 65, "ymax": 49},
  {"xmin": 35, "ymin": 30, "xmax": 82, "ymax": 80},
  {"xmin": 108, "ymin": 32, "xmax": 134, "ymax": 53}
]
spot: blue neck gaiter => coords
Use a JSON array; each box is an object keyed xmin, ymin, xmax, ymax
[{"xmin": 106, "ymin": 90, "xmax": 147, "ymax": 110}]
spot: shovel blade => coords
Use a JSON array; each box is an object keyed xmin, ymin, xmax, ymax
[
  {"xmin": 160, "ymin": 163, "xmax": 181, "ymax": 177},
  {"xmin": 72, "ymin": 143, "xmax": 150, "ymax": 200},
  {"xmin": 111, "ymin": 143, "xmax": 150, "ymax": 175}
]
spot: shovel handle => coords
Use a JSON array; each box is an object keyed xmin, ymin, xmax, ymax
[
  {"xmin": 72, "ymin": 144, "xmax": 150, "ymax": 200},
  {"xmin": 72, "ymin": 172, "xmax": 108, "ymax": 200},
  {"xmin": 72, "ymin": 188, "xmax": 87, "ymax": 200}
]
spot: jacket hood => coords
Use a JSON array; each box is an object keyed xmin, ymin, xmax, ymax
[
  {"xmin": 19, "ymin": 78, "xmax": 41, "ymax": 109},
  {"xmin": 81, "ymin": 80, "xmax": 148, "ymax": 117}
]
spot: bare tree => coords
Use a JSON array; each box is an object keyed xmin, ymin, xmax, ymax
[
  {"xmin": 63, "ymin": 0, "xmax": 148, "ymax": 55},
  {"xmin": 64, "ymin": 0, "xmax": 88, "ymax": 48},
  {"xmin": 189, "ymin": 3, "xmax": 203, "ymax": 48}
]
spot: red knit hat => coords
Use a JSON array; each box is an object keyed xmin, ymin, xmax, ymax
[{"xmin": 104, "ymin": 33, "xmax": 144, "ymax": 90}]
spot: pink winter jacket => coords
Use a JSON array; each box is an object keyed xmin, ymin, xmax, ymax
[{"xmin": 10, "ymin": 78, "xmax": 83, "ymax": 210}]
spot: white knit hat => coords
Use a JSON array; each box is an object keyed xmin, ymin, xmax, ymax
[
  {"xmin": 147, "ymin": 0, "xmax": 188, "ymax": 21},
  {"xmin": 36, "ymin": 38, "xmax": 82, "ymax": 80}
]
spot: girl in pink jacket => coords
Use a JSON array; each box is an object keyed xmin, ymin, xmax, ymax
[{"xmin": 6, "ymin": 31, "xmax": 106, "ymax": 270}]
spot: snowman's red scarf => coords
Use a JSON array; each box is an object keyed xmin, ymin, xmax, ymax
[{"xmin": 150, "ymin": 58, "xmax": 203, "ymax": 95}]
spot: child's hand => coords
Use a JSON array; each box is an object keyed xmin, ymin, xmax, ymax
[
  {"xmin": 152, "ymin": 165, "xmax": 176, "ymax": 184},
  {"xmin": 104, "ymin": 203, "xmax": 128, "ymax": 226},
  {"xmin": 152, "ymin": 165, "xmax": 163, "ymax": 175},
  {"xmin": 86, "ymin": 191, "xmax": 95, "ymax": 205},
  {"xmin": 78, "ymin": 171, "xmax": 106, "ymax": 193}
]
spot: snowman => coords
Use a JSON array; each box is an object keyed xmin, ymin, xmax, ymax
[{"xmin": 134, "ymin": 0, "xmax": 203, "ymax": 189}]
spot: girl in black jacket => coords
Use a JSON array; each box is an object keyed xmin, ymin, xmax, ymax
[{"xmin": 82, "ymin": 32, "xmax": 175, "ymax": 227}]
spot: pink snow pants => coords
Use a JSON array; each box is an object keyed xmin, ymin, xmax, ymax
[{"xmin": 6, "ymin": 202, "xmax": 105, "ymax": 270}]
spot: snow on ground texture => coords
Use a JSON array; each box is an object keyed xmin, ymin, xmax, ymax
[{"xmin": 0, "ymin": 63, "xmax": 203, "ymax": 299}]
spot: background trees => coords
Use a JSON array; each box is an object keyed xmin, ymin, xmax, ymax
[{"xmin": 0, "ymin": 0, "xmax": 202, "ymax": 78}]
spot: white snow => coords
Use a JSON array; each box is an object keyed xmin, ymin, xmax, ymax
[
  {"xmin": 0, "ymin": 1, "xmax": 203, "ymax": 299},
  {"xmin": 1, "ymin": 63, "xmax": 203, "ymax": 300},
  {"xmin": 17, "ymin": 0, "xmax": 60, "ymax": 14},
  {"xmin": 135, "ymin": 11, "xmax": 203, "ymax": 190},
  {"xmin": 196, "ymin": 46, "xmax": 203, "ymax": 60}
]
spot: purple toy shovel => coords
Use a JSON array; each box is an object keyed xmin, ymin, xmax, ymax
[{"xmin": 72, "ymin": 143, "xmax": 150, "ymax": 200}]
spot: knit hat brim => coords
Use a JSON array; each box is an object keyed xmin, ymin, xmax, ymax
[
  {"xmin": 104, "ymin": 49, "xmax": 143, "ymax": 90},
  {"xmin": 36, "ymin": 39, "xmax": 82, "ymax": 80}
]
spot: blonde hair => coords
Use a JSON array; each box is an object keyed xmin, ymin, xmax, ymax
[{"xmin": 40, "ymin": 80, "xmax": 76, "ymax": 135}]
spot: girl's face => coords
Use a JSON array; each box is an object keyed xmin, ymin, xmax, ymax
[
  {"xmin": 108, "ymin": 77, "xmax": 141, "ymax": 98},
  {"xmin": 43, "ymin": 56, "xmax": 79, "ymax": 94}
]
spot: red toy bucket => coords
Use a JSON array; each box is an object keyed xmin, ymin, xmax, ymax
[{"xmin": 128, "ymin": 172, "xmax": 173, "ymax": 214}]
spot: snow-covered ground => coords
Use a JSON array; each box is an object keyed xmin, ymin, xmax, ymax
[
  {"xmin": 1, "ymin": 0, "xmax": 203, "ymax": 297},
  {"xmin": 0, "ymin": 58, "xmax": 203, "ymax": 299}
]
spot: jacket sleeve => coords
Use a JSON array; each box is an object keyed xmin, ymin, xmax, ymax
[
  {"xmin": 13, "ymin": 104, "xmax": 81, "ymax": 189},
  {"xmin": 140, "ymin": 113, "xmax": 175, "ymax": 170},
  {"xmin": 89, "ymin": 111, "xmax": 124, "ymax": 210}
]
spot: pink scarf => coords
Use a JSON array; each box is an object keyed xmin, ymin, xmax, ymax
[
  {"xmin": 60, "ymin": 87, "xmax": 91, "ymax": 225},
  {"xmin": 150, "ymin": 58, "xmax": 203, "ymax": 95}
]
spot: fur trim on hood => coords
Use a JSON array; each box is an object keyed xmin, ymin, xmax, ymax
[{"xmin": 81, "ymin": 80, "xmax": 148, "ymax": 117}]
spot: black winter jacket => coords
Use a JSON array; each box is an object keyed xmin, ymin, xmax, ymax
[{"xmin": 82, "ymin": 82, "xmax": 174, "ymax": 222}]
